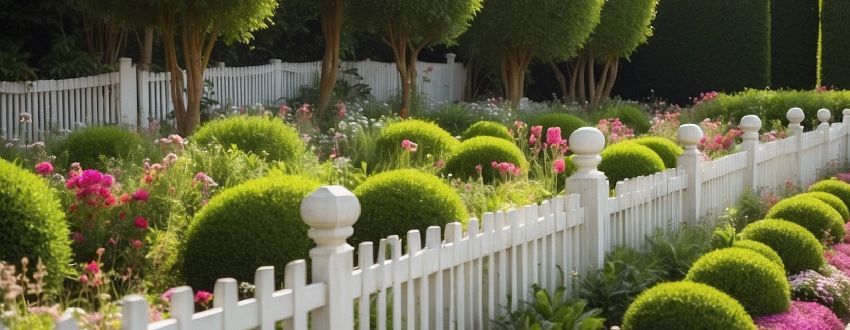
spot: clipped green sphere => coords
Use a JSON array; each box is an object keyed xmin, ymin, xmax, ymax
[
  {"xmin": 461, "ymin": 121, "xmax": 513, "ymax": 141},
  {"xmin": 740, "ymin": 219, "xmax": 824, "ymax": 274},
  {"xmin": 0, "ymin": 159, "xmax": 72, "ymax": 289},
  {"xmin": 732, "ymin": 239, "xmax": 785, "ymax": 270},
  {"xmin": 532, "ymin": 113, "xmax": 588, "ymax": 140},
  {"xmin": 352, "ymin": 169, "xmax": 467, "ymax": 246},
  {"xmin": 622, "ymin": 281, "xmax": 756, "ymax": 330},
  {"xmin": 375, "ymin": 119, "xmax": 460, "ymax": 169},
  {"xmin": 793, "ymin": 191, "xmax": 850, "ymax": 222},
  {"xmin": 444, "ymin": 136, "xmax": 528, "ymax": 183},
  {"xmin": 631, "ymin": 136, "xmax": 683, "ymax": 168},
  {"xmin": 191, "ymin": 116, "xmax": 304, "ymax": 162},
  {"xmin": 765, "ymin": 196, "xmax": 844, "ymax": 244},
  {"xmin": 685, "ymin": 248, "xmax": 790, "ymax": 316},
  {"xmin": 809, "ymin": 179, "xmax": 850, "ymax": 216},
  {"xmin": 594, "ymin": 103, "xmax": 651, "ymax": 134},
  {"xmin": 599, "ymin": 142, "xmax": 665, "ymax": 189},
  {"xmin": 54, "ymin": 125, "xmax": 145, "ymax": 170},
  {"xmin": 183, "ymin": 174, "xmax": 320, "ymax": 290}
]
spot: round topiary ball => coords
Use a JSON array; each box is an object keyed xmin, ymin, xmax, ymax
[
  {"xmin": 444, "ymin": 136, "xmax": 528, "ymax": 183},
  {"xmin": 352, "ymin": 169, "xmax": 467, "ymax": 246},
  {"xmin": 191, "ymin": 116, "xmax": 304, "ymax": 162},
  {"xmin": 461, "ymin": 121, "xmax": 513, "ymax": 141},
  {"xmin": 375, "ymin": 119, "xmax": 460, "ymax": 170},
  {"xmin": 809, "ymin": 179, "xmax": 850, "ymax": 217},
  {"xmin": 622, "ymin": 281, "xmax": 756, "ymax": 330},
  {"xmin": 765, "ymin": 196, "xmax": 844, "ymax": 244},
  {"xmin": 594, "ymin": 103, "xmax": 651, "ymax": 134},
  {"xmin": 182, "ymin": 174, "xmax": 320, "ymax": 290},
  {"xmin": 599, "ymin": 142, "xmax": 665, "ymax": 189},
  {"xmin": 0, "ymin": 159, "xmax": 72, "ymax": 289},
  {"xmin": 732, "ymin": 239, "xmax": 785, "ymax": 270},
  {"xmin": 54, "ymin": 125, "xmax": 145, "ymax": 170},
  {"xmin": 793, "ymin": 191, "xmax": 850, "ymax": 222},
  {"xmin": 631, "ymin": 136, "xmax": 683, "ymax": 168},
  {"xmin": 532, "ymin": 113, "xmax": 588, "ymax": 140},
  {"xmin": 739, "ymin": 219, "xmax": 824, "ymax": 274},
  {"xmin": 685, "ymin": 247, "xmax": 790, "ymax": 316}
]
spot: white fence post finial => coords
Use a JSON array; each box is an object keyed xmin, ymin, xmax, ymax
[
  {"xmin": 787, "ymin": 107, "xmax": 805, "ymax": 187},
  {"xmin": 565, "ymin": 127, "xmax": 608, "ymax": 270},
  {"xmin": 740, "ymin": 115, "xmax": 762, "ymax": 191},
  {"xmin": 818, "ymin": 108, "xmax": 832, "ymax": 170},
  {"xmin": 121, "ymin": 295, "xmax": 150, "ymax": 330},
  {"xmin": 677, "ymin": 124, "xmax": 704, "ymax": 225},
  {"xmin": 301, "ymin": 185, "xmax": 360, "ymax": 330}
]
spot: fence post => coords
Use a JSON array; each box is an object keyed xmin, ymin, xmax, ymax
[
  {"xmin": 818, "ymin": 108, "xmax": 832, "ymax": 169},
  {"xmin": 740, "ymin": 115, "xmax": 761, "ymax": 191},
  {"xmin": 844, "ymin": 109, "xmax": 850, "ymax": 163},
  {"xmin": 787, "ymin": 107, "xmax": 805, "ymax": 187},
  {"xmin": 565, "ymin": 127, "xmax": 608, "ymax": 270},
  {"xmin": 118, "ymin": 58, "xmax": 138, "ymax": 129},
  {"xmin": 445, "ymin": 53, "xmax": 456, "ymax": 103},
  {"xmin": 677, "ymin": 124, "xmax": 704, "ymax": 225},
  {"xmin": 269, "ymin": 59, "xmax": 282, "ymax": 99},
  {"xmin": 136, "ymin": 65, "xmax": 150, "ymax": 130},
  {"xmin": 121, "ymin": 295, "xmax": 150, "ymax": 330},
  {"xmin": 301, "ymin": 186, "xmax": 359, "ymax": 330}
]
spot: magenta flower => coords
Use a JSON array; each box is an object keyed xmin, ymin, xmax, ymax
[
  {"xmin": 134, "ymin": 216, "xmax": 149, "ymax": 230},
  {"xmin": 34, "ymin": 162, "xmax": 53, "ymax": 176},
  {"xmin": 754, "ymin": 300, "xmax": 843, "ymax": 330},
  {"xmin": 100, "ymin": 175, "xmax": 114, "ymax": 187},
  {"xmin": 130, "ymin": 239, "xmax": 144, "ymax": 249},
  {"xmin": 131, "ymin": 188, "xmax": 150, "ymax": 202},
  {"xmin": 161, "ymin": 288, "xmax": 174, "ymax": 302},
  {"xmin": 530, "ymin": 125, "xmax": 543, "ymax": 138},
  {"xmin": 85, "ymin": 261, "xmax": 100, "ymax": 274},
  {"xmin": 553, "ymin": 159, "xmax": 566, "ymax": 174},
  {"xmin": 401, "ymin": 139, "xmax": 418, "ymax": 152},
  {"xmin": 546, "ymin": 127, "xmax": 562, "ymax": 146},
  {"xmin": 194, "ymin": 290, "xmax": 213, "ymax": 303},
  {"xmin": 474, "ymin": 164, "xmax": 483, "ymax": 175}
]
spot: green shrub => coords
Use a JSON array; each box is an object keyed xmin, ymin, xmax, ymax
[
  {"xmin": 645, "ymin": 225, "xmax": 713, "ymax": 281},
  {"xmin": 191, "ymin": 116, "xmax": 304, "ymax": 162},
  {"xmin": 594, "ymin": 103, "xmax": 651, "ymax": 134},
  {"xmin": 444, "ymin": 136, "xmax": 528, "ymax": 183},
  {"xmin": 691, "ymin": 90, "xmax": 850, "ymax": 129},
  {"xmin": 599, "ymin": 142, "xmax": 665, "ymax": 189},
  {"xmin": 621, "ymin": 281, "xmax": 756, "ymax": 330},
  {"xmin": 820, "ymin": 0, "xmax": 850, "ymax": 89},
  {"xmin": 352, "ymin": 169, "xmax": 467, "ymax": 246},
  {"xmin": 764, "ymin": 196, "xmax": 844, "ymax": 244},
  {"xmin": 810, "ymin": 179, "xmax": 850, "ymax": 213},
  {"xmin": 794, "ymin": 191, "xmax": 850, "ymax": 221},
  {"xmin": 182, "ymin": 174, "xmax": 320, "ymax": 290},
  {"xmin": 461, "ymin": 121, "xmax": 513, "ymax": 141},
  {"xmin": 739, "ymin": 219, "xmax": 824, "ymax": 274},
  {"xmin": 374, "ymin": 119, "xmax": 460, "ymax": 170},
  {"xmin": 770, "ymin": 0, "xmax": 818, "ymax": 89},
  {"xmin": 685, "ymin": 247, "xmax": 790, "ymax": 316},
  {"xmin": 732, "ymin": 239, "xmax": 784, "ymax": 270},
  {"xmin": 630, "ymin": 136, "xmax": 682, "ymax": 168},
  {"xmin": 532, "ymin": 113, "xmax": 588, "ymax": 140},
  {"xmin": 630, "ymin": 0, "xmax": 770, "ymax": 103},
  {"xmin": 53, "ymin": 125, "xmax": 146, "ymax": 170},
  {"xmin": 0, "ymin": 159, "xmax": 72, "ymax": 289}
]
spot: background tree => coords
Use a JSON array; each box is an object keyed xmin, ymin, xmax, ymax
[
  {"xmin": 554, "ymin": 0, "xmax": 657, "ymax": 108},
  {"xmin": 317, "ymin": 0, "xmax": 344, "ymax": 116},
  {"xmin": 350, "ymin": 0, "xmax": 483, "ymax": 115},
  {"xmin": 464, "ymin": 0, "xmax": 603, "ymax": 107}
]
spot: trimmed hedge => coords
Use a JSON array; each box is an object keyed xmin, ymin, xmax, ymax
[
  {"xmin": 631, "ymin": 0, "xmax": 770, "ymax": 103},
  {"xmin": 631, "ymin": 136, "xmax": 682, "ymax": 168},
  {"xmin": 739, "ymin": 219, "xmax": 824, "ymax": 274},
  {"xmin": 191, "ymin": 116, "xmax": 304, "ymax": 162},
  {"xmin": 599, "ymin": 142, "xmax": 665, "ymax": 189},
  {"xmin": 732, "ymin": 239, "xmax": 784, "ymax": 271},
  {"xmin": 764, "ymin": 196, "xmax": 844, "ymax": 244},
  {"xmin": 532, "ymin": 113, "xmax": 588, "ymax": 141},
  {"xmin": 594, "ymin": 103, "xmax": 651, "ymax": 134},
  {"xmin": 53, "ymin": 125, "xmax": 145, "ymax": 170},
  {"xmin": 622, "ymin": 281, "xmax": 756, "ymax": 330},
  {"xmin": 444, "ymin": 136, "xmax": 528, "ymax": 183},
  {"xmin": 691, "ymin": 90, "xmax": 850, "ymax": 129},
  {"xmin": 352, "ymin": 169, "xmax": 467, "ymax": 246},
  {"xmin": 182, "ymin": 174, "xmax": 320, "ymax": 290},
  {"xmin": 375, "ymin": 120, "xmax": 460, "ymax": 169},
  {"xmin": 770, "ymin": 0, "xmax": 819, "ymax": 89},
  {"xmin": 794, "ymin": 191, "xmax": 850, "ymax": 222},
  {"xmin": 810, "ymin": 179, "xmax": 850, "ymax": 213},
  {"xmin": 820, "ymin": 0, "xmax": 850, "ymax": 89},
  {"xmin": 461, "ymin": 121, "xmax": 513, "ymax": 141},
  {"xmin": 685, "ymin": 248, "xmax": 790, "ymax": 316}
]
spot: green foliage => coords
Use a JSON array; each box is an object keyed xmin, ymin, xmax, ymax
[
  {"xmin": 444, "ymin": 136, "xmax": 528, "ymax": 183},
  {"xmin": 495, "ymin": 281, "xmax": 605, "ymax": 330},
  {"xmin": 644, "ymin": 225, "xmax": 713, "ymax": 281},
  {"xmin": 191, "ymin": 116, "xmax": 304, "ymax": 163},
  {"xmin": 732, "ymin": 239, "xmax": 785, "ymax": 271},
  {"xmin": 182, "ymin": 174, "xmax": 319, "ymax": 290},
  {"xmin": 374, "ymin": 119, "xmax": 460, "ymax": 170},
  {"xmin": 461, "ymin": 121, "xmax": 513, "ymax": 141},
  {"xmin": 820, "ymin": 0, "xmax": 850, "ymax": 88},
  {"xmin": 770, "ymin": 0, "xmax": 818, "ymax": 89},
  {"xmin": 593, "ymin": 103, "xmax": 651, "ymax": 134},
  {"xmin": 52, "ymin": 125, "xmax": 146, "ymax": 170},
  {"xmin": 621, "ymin": 281, "xmax": 756, "ymax": 330},
  {"xmin": 795, "ymin": 191, "xmax": 850, "ymax": 221},
  {"xmin": 532, "ymin": 113, "xmax": 588, "ymax": 141},
  {"xmin": 598, "ymin": 142, "xmax": 665, "ymax": 189},
  {"xmin": 685, "ymin": 248, "xmax": 790, "ymax": 316},
  {"xmin": 764, "ymin": 196, "xmax": 844, "ymax": 244},
  {"xmin": 739, "ymin": 219, "xmax": 824, "ymax": 274},
  {"xmin": 352, "ymin": 169, "xmax": 467, "ymax": 246},
  {"xmin": 0, "ymin": 46, "xmax": 37, "ymax": 81},
  {"xmin": 580, "ymin": 0, "xmax": 657, "ymax": 59},
  {"xmin": 630, "ymin": 137, "xmax": 682, "ymax": 168},
  {"xmin": 351, "ymin": 0, "xmax": 482, "ymax": 47},
  {"xmin": 631, "ymin": 0, "xmax": 770, "ymax": 103},
  {"xmin": 0, "ymin": 159, "xmax": 72, "ymax": 289},
  {"xmin": 810, "ymin": 179, "xmax": 850, "ymax": 213},
  {"xmin": 691, "ymin": 90, "xmax": 850, "ymax": 129}
]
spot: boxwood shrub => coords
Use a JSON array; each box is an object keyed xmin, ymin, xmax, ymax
[
  {"xmin": 594, "ymin": 103, "xmax": 651, "ymax": 134},
  {"xmin": 191, "ymin": 116, "xmax": 304, "ymax": 162},
  {"xmin": 810, "ymin": 179, "xmax": 850, "ymax": 212},
  {"xmin": 739, "ymin": 219, "xmax": 824, "ymax": 274},
  {"xmin": 622, "ymin": 281, "xmax": 756, "ymax": 330},
  {"xmin": 444, "ymin": 136, "xmax": 528, "ymax": 183},
  {"xmin": 532, "ymin": 113, "xmax": 588, "ymax": 141},
  {"xmin": 52, "ymin": 125, "xmax": 146, "ymax": 170},
  {"xmin": 794, "ymin": 191, "xmax": 850, "ymax": 222},
  {"xmin": 685, "ymin": 248, "xmax": 790, "ymax": 316},
  {"xmin": 764, "ymin": 196, "xmax": 844, "ymax": 244},
  {"xmin": 691, "ymin": 90, "xmax": 850, "ymax": 129},
  {"xmin": 630, "ymin": 136, "xmax": 682, "ymax": 168},
  {"xmin": 461, "ymin": 121, "xmax": 513, "ymax": 141},
  {"xmin": 732, "ymin": 239, "xmax": 784, "ymax": 271},
  {"xmin": 374, "ymin": 119, "xmax": 460, "ymax": 170},
  {"xmin": 820, "ymin": 0, "xmax": 850, "ymax": 89},
  {"xmin": 599, "ymin": 142, "xmax": 665, "ymax": 189}
]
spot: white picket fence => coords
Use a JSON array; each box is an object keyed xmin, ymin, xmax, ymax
[
  {"xmin": 1, "ymin": 56, "xmax": 466, "ymax": 141},
  {"xmin": 18, "ymin": 108, "xmax": 850, "ymax": 330}
]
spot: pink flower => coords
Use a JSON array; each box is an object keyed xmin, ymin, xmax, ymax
[
  {"xmin": 168, "ymin": 134, "xmax": 184, "ymax": 144},
  {"xmin": 34, "ymin": 162, "xmax": 53, "ymax": 176},
  {"xmin": 754, "ymin": 300, "xmax": 843, "ymax": 330},
  {"xmin": 79, "ymin": 274, "xmax": 89, "ymax": 285},
  {"xmin": 134, "ymin": 216, "xmax": 148, "ymax": 230},
  {"xmin": 546, "ymin": 127, "xmax": 562, "ymax": 146},
  {"xmin": 529, "ymin": 135, "xmax": 537, "ymax": 145},
  {"xmin": 101, "ymin": 175, "xmax": 114, "ymax": 187},
  {"xmin": 337, "ymin": 101, "xmax": 347, "ymax": 118},
  {"xmin": 552, "ymin": 159, "xmax": 566, "ymax": 174},
  {"xmin": 194, "ymin": 290, "xmax": 213, "ymax": 303},
  {"xmin": 401, "ymin": 139, "xmax": 418, "ymax": 152},
  {"xmin": 474, "ymin": 164, "xmax": 483, "ymax": 175},
  {"xmin": 161, "ymin": 288, "xmax": 174, "ymax": 302},
  {"xmin": 530, "ymin": 125, "xmax": 543, "ymax": 138},
  {"xmin": 130, "ymin": 239, "xmax": 144, "ymax": 249},
  {"xmin": 131, "ymin": 188, "xmax": 150, "ymax": 202},
  {"xmin": 85, "ymin": 261, "xmax": 100, "ymax": 274}
]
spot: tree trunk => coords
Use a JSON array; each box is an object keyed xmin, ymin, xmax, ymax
[
  {"xmin": 601, "ymin": 57, "xmax": 619, "ymax": 101},
  {"xmin": 549, "ymin": 62, "xmax": 568, "ymax": 101},
  {"xmin": 159, "ymin": 12, "xmax": 188, "ymax": 135},
  {"xmin": 501, "ymin": 48, "xmax": 532, "ymax": 108},
  {"xmin": 384, "ymin": 25, "xmax": 412, "ymax": 117},
  {"xmin": 317, "ymin": 0, "xmax": 344, "ymax": 116},
  {"xmin": 590, "ymin": 57, "xmax": 611, "ymax": 108},
  {"xmin": 139, "ymin": 26, "xmax": 154, "ymax": 71},
  {"xmin": 586, "ymin": 57, "xmax": 596, "ymax": 109},
  {"xmin": 179, "ymin": 14, "xmax": 219, "ymax": 135},
  {"xmin": 575, "ymin": 56, "xmax": 586, "ymax": 103}
]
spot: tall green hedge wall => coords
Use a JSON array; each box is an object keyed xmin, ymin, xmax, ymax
[
  {"xmin": 771, "ymin": 0, "xmax": 819, "ymax": 89},
  {"xmin": 819, "ymin": 0, "xmax": 850, "ymax": 89},
  {"xmin": 631, "ymin": 0, "xmax": 770, "ymax": 103}
]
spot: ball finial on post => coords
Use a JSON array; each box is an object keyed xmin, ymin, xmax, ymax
[
  {"xmin": 787, "ymin": 107, "xmax": 805, "ymax": 136},
  {"xmin": 568, "ymin": 127, "xmax": 605, "ymax": 178},
  {"xmin": 817, "ymin": 108, "xmax": 832, "ymax": 124},
  {"xmin": 677, "ymin": 124, "xmax": 704, "ymax": 151},
  {"xmin": 301, "ymin": 185, "xmax": 360, "ymax": 247},
  {"xmin": 739, "ymin": 115, "xmax": 762, "ymax": 135}
]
